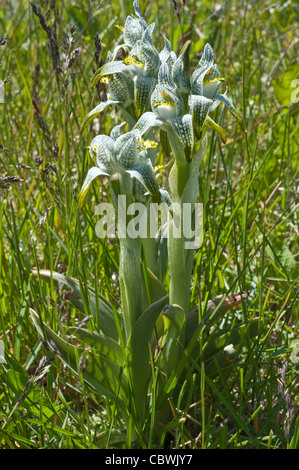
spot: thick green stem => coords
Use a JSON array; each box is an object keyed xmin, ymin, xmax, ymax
[
  {"xmin": 119, "ymin": 236, "xmax": 144, "ymax": 339},
  {"xmin": 141, "ymin": 209, "xmax": 158, "ymax": 277},
  {"xmin": 167, "ymin": 135, "xmax": 196, "ymax": 316},
  {"xmin": 118, "ymin": 174, "xmax": 144, "ymax": 340},
  {"xmin": 167, "ymin": 137, "xmax": 206, "ymax": 317},
  {"xmin": 168, "ymin": 225, "xmax": 193, "ymax": 316},
  {"xmin": 168, "ymin": 161, "xmax": 193, "ymax": 316}
]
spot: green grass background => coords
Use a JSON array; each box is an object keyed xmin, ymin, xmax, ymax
[{"xmin": 0, "ymin": 0, "xmax": 298, "ymax": 449}]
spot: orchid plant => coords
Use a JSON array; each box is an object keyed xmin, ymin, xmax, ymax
[
  {"xmin": 79, "ymin": 0, "xmax": 244, "ymax": 322},
  {"xmin": 31, "ymin": 1, "xmax": 257, "ymax": 442}
]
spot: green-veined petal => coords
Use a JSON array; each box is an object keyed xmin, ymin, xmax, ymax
[
  {"xmin": 190, "ymin": 94, "xmax": 213, "ymax": 140},
  {"xmin": 126, "ymin": 162, "xmax": 161, "ymax": 202},
  {"xmin": 110, "ymin": 44, "xmax": 131, "ymax": 61},
  {"xmin": 172, "ymin": 40, "xmax": 191, "ymax": 94},
  {"xmin": 107, "ymin": 73, "xmax": 134, "ymax": 106},
  {"xmin": 123, "ymin": 15, "xmax": 144, "ymax": 46},
  {"xmin": 132, "ymin": 177, "xmax": 150, "ymax": 202},
  {"xmin": 89, "ymin": 134, "xmax": 115, "ymax": 157},
  {"xmin": 215, "ymin": 93, "xmax": 245, "ymax": 130},
  {"xmin": 210, "ymin": 64, "xmax": 222, "ymax": 80},
  {"xmin": 92, "ymin": 62, "xmax": 129, "ymax": 85},
  {"xmin": 133, "ymin": 0, "xmax": 148, "ymax": 30},
  {"xmin": 142, "ymin": 23, "xmax": 155, "ymax": 46},
  {"xmin": 135, "ymin": 40, "xmax": 160, "ymax": 77},
  {"xmin": 110, "ymin": 122, "xmax": 127, "ymax": 141},
  {"xmin": 166, "ymin": 51, "xmax": 177, "ymax": 72},
  {"xmin": 89, "ymin": 135, "xmax": 115, "ymax": 174},
  {"xmin": 159, "ymin": 188, "xmax": 172, "ymax": 206},
  {"xmin": 133, "ymin": 111, "xmax": 163, "ymax": 136},
  {"xmin": 96, "ymin": 140, "xmax": 114, "ymax": 174},
  {"xmin": 159, "ymin": 35, "xmax": 173, "ymax": 64},
  {"xmin": 78, "ymin": 167, "xmax": 110, "ymax": 209},
  {"xmin": 151, "ymin": 84, "xmax": 184, "ymax": 119},
  {"xmin": 191, "ymin": 43, "xmax": 215, "ymax": 94},
  {"xmin": 114, "ymin": 132, "xmax": 139, "ymax": 169},
  {"xmin": 80, "ymin": 100, "xmax": 121, "ymax": 132},
  {"xmin": 134, "ymin": 75, "xmax": 156, "ymax": 118},
  {"xmin": 158, "ymin": 62, "xmax": 178, "ymax": 94},
  {"xmin": 168, "ymin": 114, "xmax": 194, "ymax": 162},
  {"xmin": 192, "ymin": 43, "xmax": 214, "ymax": 82}
]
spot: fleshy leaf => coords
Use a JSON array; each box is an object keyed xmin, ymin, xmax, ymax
[
  {"xmin": 31, "ymin": 269, "xmax": 118, "ymax": 340},
  {"xmin": 185, "ymin": 292, "xmax": 250, "ymax": 345},
  {"xmin": 161, "ymin": 304, "xmax": 185, "ymax": 375},
  {"xmin": 205, "ymin": 116, "xmax": 227, "ymax": 143},
  {"xmin": 162, "ymin": 304, "xmax": 185, "ymax": 332},
  {"xmin": 126, "ymin": 294, "xmax": 169, "ymax": 420},
  {"xmin": 69, "ymin": 328, "xmax": 124, "ymax": 366},
  {"xmin": 29, "ymin": 308, "xmax": 128, "ymax": 406}
]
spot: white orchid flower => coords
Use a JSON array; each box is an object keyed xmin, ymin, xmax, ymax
[
  {"xmin": 81, "ymin": 2, "xmax": 163, "ymax": 130},
  {"xmin": 78, "ymin": 123, "xmax": 169, "ymax": 208},
  {"xmin": 133, "ymin": 61, "xmax": 195, "ymax": 162},
  {"xmin": 133, "ymin": 42, "xmax": 244, "ymax": 163},
  {"xmin": 190, "ymin": 43, "xmax": 245, "ymax": 139}
]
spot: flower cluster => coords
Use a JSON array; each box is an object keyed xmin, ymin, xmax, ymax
[
  {"xmin": 79, "ymin": 0, "xmax": 244, "ymax": 207},
  {"xmin": 78, "ymin": 124, "xmax": 170, "ymax": 208}
]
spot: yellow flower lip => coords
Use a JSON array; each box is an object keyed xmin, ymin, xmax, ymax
[
  {"xmin": 137, "ymin": 138, "xmax": 158, "ymax": 151},
  {"xmin": 153, "ymin": 101, "xmax": 175, "ymax": 109},
  {"xmin": 203, "ymin": 77, "xmax": 225, "ymax": 86},
  {"xmin": 100, "ymin": 76, "xmax": 109, "ymax": 84},
  {"xmin": 123, "ymin": 55, "xmax": 145, "ymax": 67},
  {"xmin": 154, "ymin": 164, "xmax": 166, "ymax": 173}
]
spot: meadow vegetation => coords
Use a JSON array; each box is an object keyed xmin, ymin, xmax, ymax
[{"xmin": 0, "ymin": 0, "xmax": 298, "ymax": 449}]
